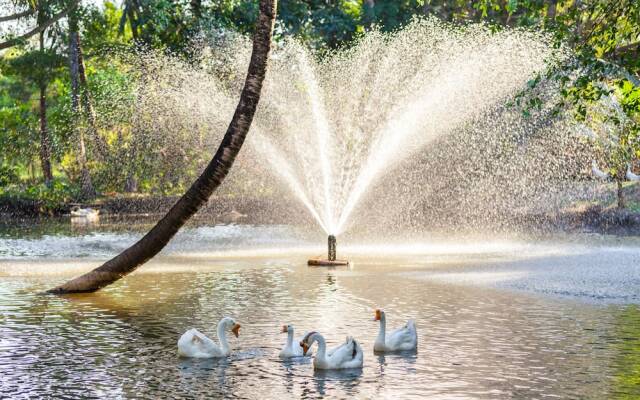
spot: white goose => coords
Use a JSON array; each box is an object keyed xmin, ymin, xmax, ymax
[
  {"xmin": 178, "ymin": 317, "xmax": 241, "ymax": 358},
  {"xmin": 300, "ymin": 332, "xmax": 363, "ymax": 370},
  {"xmin": 592, "ymin": 160, "xmax": 610, "ymax": 180},
  {"xmin": 279, "ymin": 324, "xmax": 312, "ymax": 358},
  {"xmin": 373, "ymin": 309, "xmax": 417, "ymax": 352},
  {"xmin": 627, "ymin": 164, "xmax": 640, "ymax": 181},
  {"xmin": 70, "ymin": 207, "xmax": 100, "ymax": 219}
]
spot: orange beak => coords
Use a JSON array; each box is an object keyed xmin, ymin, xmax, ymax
[
  {"xmin": 375, "ymin": 309, "xmax": 381, "ymax": 321},
  {"xmin": 232, "ymin": 323, "xmax": 241, "ymax": 338},
  {"xmin": 281, "ymin": 325, "xmax": 288, "ymax": 333},
  {"xmin": 302, "ymin": 342, "xmax": 309, "ymax": 356}
]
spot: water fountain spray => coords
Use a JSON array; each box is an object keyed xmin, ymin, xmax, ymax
[
  {"xmin": 128, "ymin": 19, "xmax": 561, "ymax": 247},
  {"xmin": 244, "ymin": 21, "xmax": 555, "ymax": 238}
]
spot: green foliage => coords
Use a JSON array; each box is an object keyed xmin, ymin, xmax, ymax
[
  {"xmin": 1, "ymin": 48, "xmax": 66, "ymax": 87},
  {"xmin": 612, "ymin": 306, "xmax": 640, "ymax": 399},
  {"xmin": 0, "ymin": 178, "xmax": 80, "ymax": 209},
  {"xmin": 0, "ymin": 76, "xmax": 38, "ymax": 165},
  {"xmin": 1, "ymin": 0, "xmax": 639, "ymax": 210},
  {"xmin": 366, "ymin": 0, "xmax": 425, "ymax": 31},
  {"xmin": 0, "ymin": 164, "xmax": 20, "ymax": 187},
  {"xmin": 0, "ymin": 46, "xmax": 74, "ymax": 176},
  {"xmin": 82, "ymin": 2, "xmax": 132, "ymax": 52}
]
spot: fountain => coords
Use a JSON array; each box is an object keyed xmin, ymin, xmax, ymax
[
  {"xmin": 307, "ymin": 234, "xmax": 349, "ymax": 266},
  {"xmin": 126, "ymin": 18, "xmax": 584, "ymax": 249}
]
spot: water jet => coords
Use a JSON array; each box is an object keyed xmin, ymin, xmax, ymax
[
  {"xmin": 307, "ymin": 234, "xmax": 350, "ymax": 266},
  {"xmin": 129, "ymin": 19, "xmax": 561, "ymax": 238}
]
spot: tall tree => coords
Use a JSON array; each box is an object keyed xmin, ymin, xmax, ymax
[
  {"xmin": 76, "ymin": 38, "xmax": 108, "ymax": 160},
  {"xmin": 2, "ymin": 0, "xmax": 70, "ymax": 184},
  {"xmin": 38, "ymin": 27, "xmax": 53, "ymax": 184},
  {"xmin": 48, "ymin": 0, "xmax": 277, "ymax": 294},
  {"xmin": 68, "ymin": 6, "xmax": 96, "ymax": 198}
]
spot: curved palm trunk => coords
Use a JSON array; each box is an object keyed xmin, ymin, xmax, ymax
[{"xmin": 48, "ymin": 0, "xmax": 277, "ymax": 294}]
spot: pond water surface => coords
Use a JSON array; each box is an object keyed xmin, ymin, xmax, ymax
[{"xmin": 0, "ymin": 220, "xmax": 639, "ymax": 399}]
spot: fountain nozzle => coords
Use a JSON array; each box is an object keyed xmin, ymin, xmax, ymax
[
  {"xmin": 307, "ymin": 234, "xmax": 349, "ymax": 267},
  {"xmin": 328, "ymin": 235, "xmax": 336, "ymax": 261}
]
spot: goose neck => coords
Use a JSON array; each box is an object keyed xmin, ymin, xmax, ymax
[
  {"xmin": 377, "ymin": 313, "xmax": 387, "ymax": 344},
  {"xmin": 217, "ymin": 320, "xmax": 230, "ymax": 353},
  {"xmin": 286, "ymin": 328, "xmax": 294, "ymax": 349},
  {"xmin": 314, "ymin": 334, "xmax": 327, "ymax": 361}
]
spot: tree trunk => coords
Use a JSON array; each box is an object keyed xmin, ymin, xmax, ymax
[
  {"xmin": 127, "ymin": 0, "xmax": 140, "ymax": 41},
  {"xmin": 48, "ymin": 0, "xmax": 278, "ymax": 294},
  {"xmin": 364, "ymin": 0, "xmax": 375, "ymax": 28},
  {"xmin": 422, "ymin": 1, "xmax": 430, "ymax": 16},
  {"xmin": 547, "ymin": 0, "xmax": 557, "ymax": 21},
  {"xmin": 39, "ymin": 83, "xmax": 53, "ymax": 185},
  {"xmin": 39, "ymin": 32, "xmax": 53, "ymax": 185},
  {"xmin": 191, "ymin": 0, "xmax": 201, "ymax": 20},
  {"xmin": 617, "ymin": 180, "xmax": 625, "ymax": 209},
  {"xmin": 69, "ymin": 13, "xmax": 96, "ymax": 200},
  {"xmin": 77, "ymin": 37, "xmax": 109, "ymax": 161},
  {"xmin": 573, "ymin": 0, "xmax": 583, "ymax": 38},
  {"xmin": 124, "ymin": 173, "xmax": 138, "ymax": 192}
]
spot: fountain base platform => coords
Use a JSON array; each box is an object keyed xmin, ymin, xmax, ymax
[
  {"xmin": 307, "ymin": 258, "xmax": 350, "ymax": 266},
  {"xmin": 308, "ymin": 235, "xmax": 349, "ymax": 266}
]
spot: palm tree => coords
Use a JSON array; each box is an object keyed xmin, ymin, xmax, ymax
[{"xmin": 48, "ymin": 0, "xmax": 278, "ymax": 294}]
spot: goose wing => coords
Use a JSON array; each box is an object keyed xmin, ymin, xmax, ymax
[
  {"xmin": 387, "ymin": 320, "xmax": 418, "ymax": 350},
  {"xmin": 178, "ymin": 328, "xmax": 221, "ymax": 357},
  {"xmin": 327, "ymin": 337, "xmax": 363, "ymax": 368}
]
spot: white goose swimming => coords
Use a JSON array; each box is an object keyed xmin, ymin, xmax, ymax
[
  {"xmin": 70, "ymin": 207, "xmax": 100, "ymax": 219},
  {"xmin": 592, "ymin": 160, "xmax": 610, "ymax": 180},
  {"xmin": 279, "ymin": 324, "xmax": 312, "ymax": 358},
  {"xmin": 373, "ymin": 309, "xmax": 417, "ymax": 352},
  {"xmin": 300, "ymin": 331, "xmax": 363, "ymax": 370},
  {"xmin": 178, "ymin": 317, "xmax": 241, "ymax": 358},
  {"xmin": 627, "ymin": 164, "xmax": 640, "ymax": 181}
]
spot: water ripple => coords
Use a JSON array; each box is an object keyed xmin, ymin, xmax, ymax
[{"xmin": 1, "ymin": 264, "xmax": 637, "ymax": 398}]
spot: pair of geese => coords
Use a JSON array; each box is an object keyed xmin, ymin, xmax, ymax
[
  {"xmin": 592, "ymin": 160, "xmax": 640, "ymax": 181},
  {"xmin": 177, "ymin": 309, "xmax": 417, "ymax": 370}
]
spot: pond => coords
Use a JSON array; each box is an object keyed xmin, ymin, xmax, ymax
[{"xmin": 0, "ymin": 220, "xmax": 639, "ymax": 398}]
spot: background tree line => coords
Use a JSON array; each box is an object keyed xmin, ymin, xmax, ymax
[{"xmin": 0, "ymin": 0, "xmax": 638, "ymax": 207}]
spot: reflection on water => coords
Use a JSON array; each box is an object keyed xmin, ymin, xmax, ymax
[
  {"xmin": 0, "ymin": 261, "xmax": 638, "ymax": 399},
  {"xmin": 1, "ymin": 222, "xmax": 639, "ymax": 398},
  {"xmin": 611, "ymin": 306, "xmax": 640, "ymax": 399}
]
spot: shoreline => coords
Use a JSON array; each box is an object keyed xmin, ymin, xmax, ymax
[
  {"xmin": 0, "ymin": 194, "xmax": 309, "ymax": 226},
  {"xmin": 2, "ymin": 195, "xmax": 640, "ymax": 236}
]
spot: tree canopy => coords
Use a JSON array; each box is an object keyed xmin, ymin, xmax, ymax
[{"xmin": 0, "ymin": 0, "xmax": 638, "ymax": 205}]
